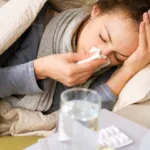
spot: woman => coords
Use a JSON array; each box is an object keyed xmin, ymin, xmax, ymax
[{"xmin": 0, "ymin": 0, "xmax": 150, "ymax": 113}]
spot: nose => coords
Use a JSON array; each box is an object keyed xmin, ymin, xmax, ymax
[{"xmin": 100, "ymin": 48, "xmax": 112, "ymax": 56}]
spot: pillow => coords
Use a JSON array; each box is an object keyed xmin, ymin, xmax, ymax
[
  {"xmin": 0, "ymin": 0, "xmax": 47, "ymax": 55},
  {"xmin": 0, "ymin": 0, "xmax": 6, "ymax": 8},
  {"xmin": 113, "ymin": 64, "xmax": 150, "ymax": 112},
  {"xmin": 48, "ymin": 0, "xmax": 97, "ymax": 11},
  {"xmin": 116, "ymin": 100, "xmax": 150, "ymax": 128}
]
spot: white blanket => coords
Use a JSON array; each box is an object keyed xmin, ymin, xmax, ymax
[
  {"xmin": 0, "ymin": 0, "xmax": 47, "ymax": 54},
  {"xmin": 0, "ymin": 100, "xmax": 58, "ymax": 137}
]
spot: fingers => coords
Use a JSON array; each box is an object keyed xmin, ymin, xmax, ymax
[
  {"xmin": 67, "ymin": 52, "xmax": 93, "ymax": 62},
  {"xmin": 143, "ymin": 12, "xmax": 150, "ymax": 49},
  {"xmin": 148, "ymin": 10, "xmax": 150, "ymax": 20},
  {"xmin": 72, "ymin": 58, "xmax": 107, "ymax": 74},
  {"xmin": 66, "ymin": 74, "xmax": 91, "ymax": 87},
  {"xmin": 72, "ymin": 71, "xmax": 92, "ymax": 80},
  {"xmin": 65, "ymin": 71, "xmax": 92, "ymax": 86},
  {"xmin": 139, "ymin": 21, "xmax": 147, "ymax": 50},
  {"xmin": 147, "ymin": 10, "xmax": 150, "ymax": 49},
  {"xmin": 89, "ymin": 58, "xmax": 107, "ymax": 69},
  {"xmin": 73, "ymin": 74, "xmax": 91, "ymax": 85},
  {"xmin": 64, "ymin": 58, "xmax": 107, "ymax": 86}
]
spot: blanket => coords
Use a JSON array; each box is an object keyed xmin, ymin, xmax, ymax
[
  {"xmin": 0, "ymin": 100, "xmax": 58, "ymax": 136},
  {"xmin": 0, "ymin": 0, "xmax": 47, "ymax": 54}
]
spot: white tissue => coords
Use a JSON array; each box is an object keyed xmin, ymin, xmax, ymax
[{"xmin": 76, "ymin": 47, "xmax": 111, "ymax": 70}]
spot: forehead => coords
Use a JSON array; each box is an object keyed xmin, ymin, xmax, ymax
[{"xmin": 95, "ymin": 13, "xmax": 139, "ymax": 55}]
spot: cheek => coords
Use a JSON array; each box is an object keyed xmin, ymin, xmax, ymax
[
  {"xmin": 83, "ymin": 27, "xmax": 102, "ymax": 52},
  {"xmin": 84, "ymin": 37, "xmax": 102, "ymax": 53}
]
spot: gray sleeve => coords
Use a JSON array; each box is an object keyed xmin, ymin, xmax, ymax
[
  {"xmin": 94, "ymin": 83, "xmax": 118, "ymax": 110},
  {"xmin": 0, "ymin": 61, "xmax": 44, "ymax": 98}
]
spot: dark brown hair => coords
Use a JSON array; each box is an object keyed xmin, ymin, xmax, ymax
[{"xmin": 96, "ymin": 0, "xmax": 150, "ymax": 24}]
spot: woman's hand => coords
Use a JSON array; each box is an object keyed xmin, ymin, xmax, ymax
[
  {"xmin": 123, "ymin": 10, "xmax": 150, "ymax": 75},
  {"xmin": 34, "ymin": 52, "xmax": 106, "ymax": 87},
  {"xmin": 106, "ymin": 10, "xmax": 150, "ymax": 96}
]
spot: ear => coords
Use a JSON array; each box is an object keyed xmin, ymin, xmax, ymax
[{"xmin": 91, "ymin": 5, "xmax": 101, "ymax": 18}]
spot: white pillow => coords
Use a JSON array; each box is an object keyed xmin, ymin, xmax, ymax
[
  {"xmin": 113, "ymin": 64, "xmax": 150, "ymax": 112},
  {"xmin": 0, "ymin": 0, "xmax": 6, "ymax": 8},
  {"xmin": 0, "ymin": 0, "xmax": 47, "ymax": 55}
]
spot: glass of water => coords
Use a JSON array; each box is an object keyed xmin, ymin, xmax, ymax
[{"xmin": 58, "ymin": 88, "xmax": 102, "ymax": 149}]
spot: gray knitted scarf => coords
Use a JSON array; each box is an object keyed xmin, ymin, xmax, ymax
[{"xmin": 4, "ymin": 8, "xmax": 108, "ymax": 112}]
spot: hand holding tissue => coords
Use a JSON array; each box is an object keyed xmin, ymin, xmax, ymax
[{"xmin": 77, "ymin": 47, "xmax": 111, "ymax": 70}]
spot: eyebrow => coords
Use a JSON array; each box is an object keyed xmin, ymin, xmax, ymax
[{"xmin": 104, "ymin": 25, "xmax": 130, "ymax": 58}]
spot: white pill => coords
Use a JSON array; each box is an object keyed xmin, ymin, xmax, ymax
[
  {"xmin": 111, "ymin": 125, "xmax": 120, "ymax": 133},
  {"xmin": 119, "ymin": 133, "xmax": 129, "ymax": 141},
  {"xmin": 115, "ymin": 135, "xmax": 125, "ymax": 144},
  {"xmin": 105, "ymin": 127, "xmax": 115, "ymax": 136},
  {"xmin": 108, "ymin": 137, "xmax": 119, "ymax": 147}
]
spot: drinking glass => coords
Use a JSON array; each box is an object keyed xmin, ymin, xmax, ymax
[{"xmin": 58, "ymin": 88, "xmax": 102, "ymax": 149}]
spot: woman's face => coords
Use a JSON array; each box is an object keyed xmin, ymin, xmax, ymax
[{"xmin": 77, "ymin": 6, "xmax": 139, "ymax": 66}]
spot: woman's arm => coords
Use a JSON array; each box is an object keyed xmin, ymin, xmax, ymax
[
  {"xmin": 90, "ymin": 67, "xmax": 118, "ymax": 110},
  {"xmin": 0, "ymin": 0, "xmax": 47, "ymax": 54},
  {"xmin": 0, "ymin": 52, "xmax": 107, "ymax": 98},
  {"xmin": 106, "ymin": 67, "xmax": 133, "ymax": 96},
  {"xmin": 106, "ymin": 11, "xmax": 150, "ymax": 96},
  {"xmin": 0, "ymin": 61, "xmax": 43, "ymax": 98}
]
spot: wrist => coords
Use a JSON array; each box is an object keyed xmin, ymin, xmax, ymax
[
  {"xmin": 122, "ymin": 64, "xmax": 138, "ymax": 77},
  {"xmin": 106, "ymin": 66, "xmax": 134, "ymax": 96},
  {"xmin": 33, "ymin": 58, "xmax": 47, "ymax": 80}
]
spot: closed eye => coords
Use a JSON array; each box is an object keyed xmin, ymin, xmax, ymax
[{"xmin": 99, "ymin": 33, "xmax": 107, "ymax": 43}]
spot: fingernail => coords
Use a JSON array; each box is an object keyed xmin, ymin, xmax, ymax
[
  {"xmin": 143, "ymin": 13, "xmax": 149, "ymax": 23},
  {"xmin": 101, "ymin": 55, "xmax": 107, "ymax": 59},
  {"xmin": 148, "ymin": 10, "xmax": 150, "ymax": 16}
]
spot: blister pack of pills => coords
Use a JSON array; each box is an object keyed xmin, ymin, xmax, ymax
[{"xmin": 99, "ymin": 125, "xmax": 133, "ymax": 149}]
